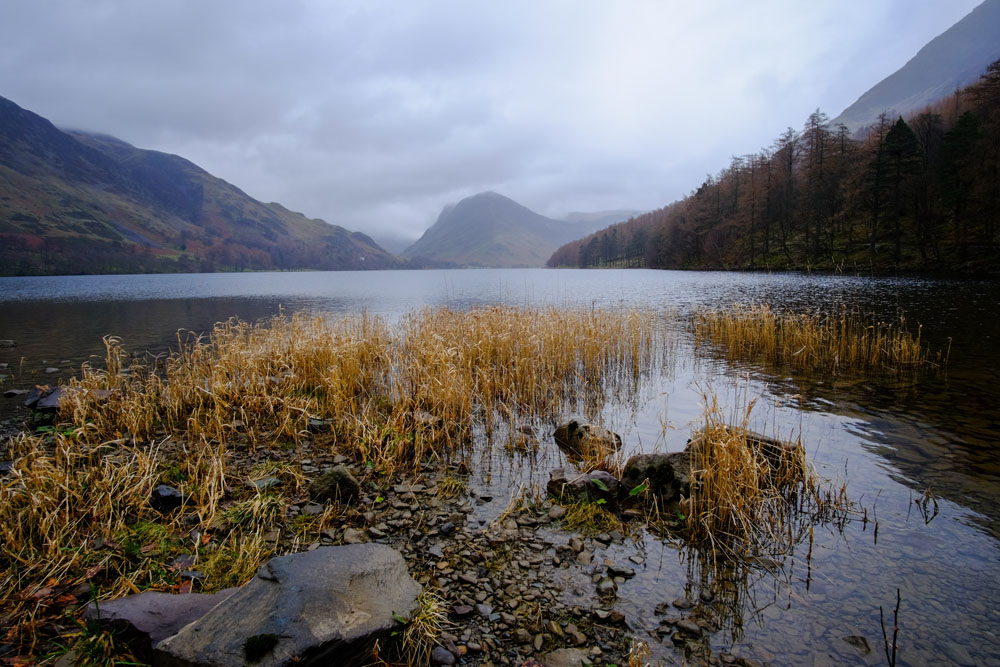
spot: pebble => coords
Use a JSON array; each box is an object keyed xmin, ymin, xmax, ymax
[{"xmin": 430, "ymin": 645, "xmax": 456, "ymax": 665}]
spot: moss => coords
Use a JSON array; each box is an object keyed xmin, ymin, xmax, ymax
[{"xmin": 243, "ymin": 633, "xmax": 280, "ymax": 663}]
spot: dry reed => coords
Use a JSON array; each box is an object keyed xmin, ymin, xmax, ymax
[
  {"xmin": 686, "ymin": 392, "xmax": 848, "ymax": 560},
  {"xmin": 693, "ymin": 303, "xmax": 943, "ymax": 374},
  {"xmin": 0, "ymin": 305, "xmax": 662, "ymax": 657}
]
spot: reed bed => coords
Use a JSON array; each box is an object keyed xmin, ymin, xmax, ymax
[
  {"xmin": 686, "ymin": 392, "xmax": 849, "ymax": 561},
  {"xmin": 693, "ymin": 303, "xmax": 944, "ymax": 374},
  {"xmin": 0, "ymin": 305, "xmax": 662, "ymax": 658}
]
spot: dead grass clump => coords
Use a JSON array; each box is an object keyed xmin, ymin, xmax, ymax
[
  {"xmin": 686, "ymin": 393, "xmax": 846, "ymax": 559},
  {"xmin": 401, "ymin": 587, "xmax": 449, "ymax": 664},
  {"xmin": 693, "ymin": 303, "xmax": 944, "ymax": 374}
]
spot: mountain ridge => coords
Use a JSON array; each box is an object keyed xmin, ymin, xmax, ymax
[
  {"xmin": 0, "ymin": 96, "xmax": 401, "ymax": 275},
  {"xmin": 832, "ymin": 0, "xmax": 1000, "ymax": 131}
]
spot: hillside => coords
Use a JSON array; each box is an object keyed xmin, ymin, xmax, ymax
[
  {"xmin": 549, "ymin": 60, "xmax": 1000, "ymax": 273},
  {"xmin": 402, "ymin": 192, "xmax": 622, "ymax": 267},
  {"xmin": 0, "ymin": 96, "xmax": 400, "ymax": 275},
  {"xmin": 832, "ymin": 0, "xmax": 1000, "ymax": 132}
]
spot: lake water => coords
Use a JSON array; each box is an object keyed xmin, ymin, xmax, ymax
[{"xmin": 1, "ymin": 268, "xmax": 998, "ymax": 665}]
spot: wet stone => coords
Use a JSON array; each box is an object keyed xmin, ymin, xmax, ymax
[
  {"xmin": 673, "ymin": 597, "xmax": 695, "ymax": 609},
  {"xmin": 430, "ymin": 645, "xmax": 457, "ymax": 665}
]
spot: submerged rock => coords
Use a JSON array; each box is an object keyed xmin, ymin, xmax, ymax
[
  {"xmin": 155, "ymin": 544, "xmax": 421, "ymax": 667},
  {"xmin": 308, "ymin": 465, "xmax": 361, "ymax": 505},
  {"xmin": 553, "ymin": 420, "xmax": 622, "ymax": 459},
  {"xmin": 24, "ymin": 385, "xmax": 62, "ymax": 412}
]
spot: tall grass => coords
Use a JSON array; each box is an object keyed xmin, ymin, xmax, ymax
[
  {"xmin": 693, "ymin": 304, "xmax": 944, "ymax": 374},
  {"xmin": 686, "ymin": 392, "xmax": 849, "ymax": 560},
  {"xmin": 0, "ymin": 305, "xmax": 661, "ymax": 656}
]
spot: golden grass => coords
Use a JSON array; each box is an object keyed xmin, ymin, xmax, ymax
[
  {"xmin": 0, "ymin": 305, "xmax": 661, "ymax": 657},
  {"xmin": 686, "ymin": 392, "xmax": 848, "ymax": 560},
  {"xmin": 693, "ymin": 303, "xmax": 944, "ymax": 374}
]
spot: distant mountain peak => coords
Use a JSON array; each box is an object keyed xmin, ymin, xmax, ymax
[{"xmin": 401, "ymin": 191, "xmax": 632, "ymax": 268}]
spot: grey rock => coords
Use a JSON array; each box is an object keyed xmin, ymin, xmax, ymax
[
  {"xmin": 24, "ymin": 385, "xmax": 62, "ymax": 411},
  {"xmin": 542, "ymin": 647, "xmax": 593, "ymax": 667},
  {"xmin": 150, "ymin": 485, "xmax": 183, "ymax": 513},
  {"xmin": 553, "ymin": 419, "xmax": 622, "ymax": 460},
  {"xmin": 154, "ymin": 544, "xmax": 421, "ymax": 667},
  {"xmin": 547, "ymin": 504, "xmax": 567, "ymax": 520},
  {"xmin": 83, "ymin": 588, "xmax": 237, "ymax": 657},
  {"xmin": 620, "ymin": 452, "xmax": 690, "ymax": 502},
  {"xmin": 430, "ymin": 645, "xmax": 456, "ymax": 665},
  {"xmin": 547, "ymin": 468, "xmax": 620, "ymax": 509},
  {"xmin": 45, "ymin": 367, "xmax": 60, "ymax": 374},
  {"xmin": 342, "ymin": 527, "xmax": 367, "ymax": 544},
  {"xmin": 0, "ymin": 340, "xmax": 16, "ymax": 348},
  {"xmin": 607, "ymin": 564, "xmax": 635, "ymax": 579},
  {"xmin": 308, "ymin": 465, "xmax": 361, "ymax": 505},
  {"xmin": 247, "ymin": 476, "xmax": 282, "ymax": 491},
  {"xmin": 4, "ymin": 389, "xmax": 27, "ymax": 398}
]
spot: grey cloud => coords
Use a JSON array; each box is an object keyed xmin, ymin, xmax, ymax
[{"xmin": 0, "ymin": 0, "xmax": 984, "ymax": 245}]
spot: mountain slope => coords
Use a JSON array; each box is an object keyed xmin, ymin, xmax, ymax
[
  {"xmin": 402, "ymin": 192, "xmax": 625, "ymax": 267},
  {"xmin": 0, "ymin": 96, "xmax": 400, "ymax": 275},
  {"xmin": 832, "ymin": 0, "xmax": 1000, "ymax": 132}
]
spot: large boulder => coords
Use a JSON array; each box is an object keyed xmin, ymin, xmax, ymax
[
  {"xmin": 308, "ymin": 465, "xmax": 361, "ymax": 505},
  {"xmin": 620, "ymin": 452, "xmax": 691, "ymax": 502},
  {"xmin": 547, "ymin": 467, "xmax": 620, "ymax": 509},
  {"xmin": 553, "ymin": 420, "xmax": 622, "ymax": 460},
  {"xmin": 154, "ymin": 544, "xmax": 421, "ymax": 667},
  {"xmin": 83, "ymin": 588, "xmax": 238, "ymax": 658}
]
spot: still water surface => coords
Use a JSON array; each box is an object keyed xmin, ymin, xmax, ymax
[{"xmin": 1, "ymin": 269, "xmax": 998, "ymax": 665}]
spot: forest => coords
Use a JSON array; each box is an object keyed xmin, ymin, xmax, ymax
[{"xmin": 548, "ymin": 60, "xmax": 1000, "ymax": 273}]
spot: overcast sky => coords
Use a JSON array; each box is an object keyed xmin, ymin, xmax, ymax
[{"xmin": 0, "ymin": 1, "xmax": 982, "ymax": 249}]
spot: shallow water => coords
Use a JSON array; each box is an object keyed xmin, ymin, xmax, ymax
[{"xmin": 1, "ymin": 268, "xmax": 998, "ymax": 665}]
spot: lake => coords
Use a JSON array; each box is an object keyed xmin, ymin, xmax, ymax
[{"xmin": 1, "ymin": 268, "xmax": 998, "ymax": 665}]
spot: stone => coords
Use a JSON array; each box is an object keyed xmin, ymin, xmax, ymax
[
  {"xmin": 552, "ymin": 419, "xmax": 622, "ymax": 460},
  {"xmin": 342, "ymin": 527, "xmax": 367, "ymax": 544},
  {"xmin": 542, "ymin": 647, "xmax": 593, "ymax": 667},
  {"xmin": 547, "ymin": 504, "xmax": 567, "ymax": 520},
  {"xmin": 4, "ymin": 389, "xmax": 27, "ymax": 398},
  {"xmin": 150, "ymin": 485, "xmax": 183, "ymax": 513},
  {"xmin": 842, "ymin": 635, "xmax": 871, "ymax": 655},
  {"xmin": 24, "ymin": 385, "xmax": 62, "ymax": 412},
  {"xmin": 0, "ymin": 340, "xmax": 16, "ymax": 348},
  {"xmin": 607, "ymin": 564, "xmax": 635, "ymax": 579},
  {"xmin": 514, "ymin": 628, "xmax": 533, "ymax": 644},
  {"xmin": 45, "ymin": 367, "xmax": 60, "ymax": 374},
  {"xmin": 83, "ymin": 588, "xmax": 238, "ymax": 658},
  {"xmin": 154, "ymin": 544, "xmax": 421, "ymax": 667},
  {"xmin": 248, "ymin": 477, "xmax": 282, "ymax": 491},
  {"xmin": 430, "ymin": 645, "xmax": 456, "ymax": 665},
  {"xmin": 308, "ymin": 465, "xmax": 361, "ymax": 505},
  {"xmin": 619, "ymin": 452, "xmax": 690, "ymax": 502},
  {"xmin": 547, "ymin": 468, "xmax": 620, "ymax": 509},
  {"xmin": 675, "ymin": 619, "xmax": 702, "ymax": 636},
  {"xmin": 596, "ymin": 577, "xmax": 617, "ymax": 596},
  {"xmin": 0, "ymin": 461, "xmax": 11, "ymax": 476}
]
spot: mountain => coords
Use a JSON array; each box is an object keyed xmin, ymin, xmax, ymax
[
  {"xmin": 832, "ymin": 0, "xmax": 1000, "ymax": 132},
  {"xmin": 0, "ymin": 96, "xmax": 400, "ymax": 275},
  {"xmin": 562, "ymin": 210, "xmax": 641, "ymax": 230},
  {"xmin": 401, "ymin": 192, "xmax": 633, "ymax": 267}
]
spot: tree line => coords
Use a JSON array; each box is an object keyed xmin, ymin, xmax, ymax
[{"xmin": 548, "ymin": 59, "xmax": 1000, "ymax": 273}]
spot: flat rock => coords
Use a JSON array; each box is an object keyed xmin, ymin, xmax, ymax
[
  {"xmin": 542, "ymin": 647, "xmax": 593, "ymax": 667},
  {"xmin": 83, "ymin": 588, "xmax": 238, "ymax": 657},
  {"xmin": 155, "ymin": 544, "xmax": 421, "ymax": 667}
]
